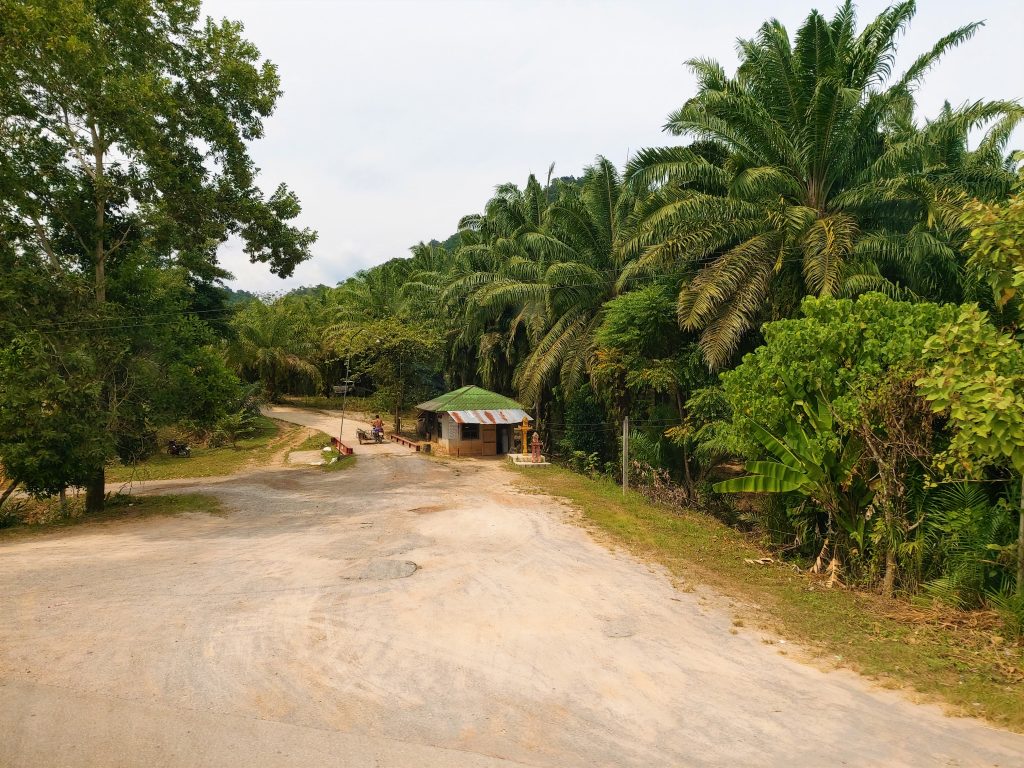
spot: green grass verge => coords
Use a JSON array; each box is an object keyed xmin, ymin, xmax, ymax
[
  {"xmin": 0, "ymin": 493, "xmax": 222, "ymax": 538},
  {"xmin": 282, "ymin": 425, "xmax": 355, "ymax": 472},
  {"xmin": 107, "ymin": 416, "xmax": 295, "ymax": 483},
  {"xmin": 320, "ymin": 455, "xmax": 356, "ymax": 472},
  {"xmin": 291, "ymin": 430, "xmax": 334, "ymax": 452},
  {"xmin": 518, "ymin": 466, "xmax": 1024, "ymax": 731}
]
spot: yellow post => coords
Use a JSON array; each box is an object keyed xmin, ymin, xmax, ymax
[{"xmin": 520, "ymin": 416, "xmax": 530, "ymax": 456}]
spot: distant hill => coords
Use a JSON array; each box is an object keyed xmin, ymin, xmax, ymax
[
  {"xmin": 222, "ymin": 286, "xmax": 258, "ymax": 305},
  {"xmin": 285, "ymin": 285, "xmax": 331, "ymax": 298}
]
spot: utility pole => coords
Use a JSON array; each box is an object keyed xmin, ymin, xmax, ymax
[
  {"xmin": 339, "ymin": 354, "xmax": 351, "ymax": 448},
  {"xmin": 338, "ymin": 328, "xmax": 373, "ymax": 447},
  {"xmin": 622, "ymin": 415, "xmax": 629, "ymax": 495}
]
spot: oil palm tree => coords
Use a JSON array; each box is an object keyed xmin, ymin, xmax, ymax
[
  {"xmin": 421, "ymin": 171, "xmax": 561, "ymax": 391},
  {"xmin": 625, "ymin": 1, "xmax": 1021, "ymax": 368},
  {"xmin": 227, "ymin": 299, "xmax": 321, "ymax": 401},
  {"xmin": 471, "ymin": 157, "xmax": 638, "ymax": 404}
]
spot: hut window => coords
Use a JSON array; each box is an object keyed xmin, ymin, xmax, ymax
[{"xmin": 461, "ymin": 423, "xmax": 480, "ymax": 440}]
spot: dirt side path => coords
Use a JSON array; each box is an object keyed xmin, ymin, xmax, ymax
[
  {"xmin": 2, "ymin": 454, "xmax": 1022, "ymax": 767},
  {"xmin": 99, "ymin": 407, "xmax": 400, "ymax": 496},
  {"xmin": 265, "ymin": 405, "xmax": 411, "ymax": 457}
]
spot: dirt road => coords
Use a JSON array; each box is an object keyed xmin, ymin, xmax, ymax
[{"xmin": 2, "ymin": 410, "xmax": 1022, "ymax": 766}]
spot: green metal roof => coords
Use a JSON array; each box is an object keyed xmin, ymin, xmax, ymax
[{"xmin": 415, "ymin": 385, "xmax": 525, "ymax": 413}]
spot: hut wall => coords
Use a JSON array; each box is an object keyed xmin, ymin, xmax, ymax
[{"xmin": 422, "ymin": 412, "xmax": 503, "ymax": 457}]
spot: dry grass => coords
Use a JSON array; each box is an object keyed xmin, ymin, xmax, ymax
[
  {"xmin": 0, "ymin": 493, "xmax": 222, "ymax": 538},
  {"xmin": 517, "ymin": 466, "xmax": 1024, "ymax": 731}
]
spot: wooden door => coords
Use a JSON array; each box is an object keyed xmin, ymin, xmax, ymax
[{"xmin": 481, "ymin": 424, "xmax": 497, "ymax": 456}]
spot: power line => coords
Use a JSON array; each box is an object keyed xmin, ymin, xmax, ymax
[
  {"xmin": 7, "ymin": 306, "xmax": 242, "ymax": 334},
  {"xmin": 25, "ymin": 306, "xmax": 239, "ymax": 329}
]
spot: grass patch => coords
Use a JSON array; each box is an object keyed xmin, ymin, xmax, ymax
[
  {"xmin": 518, "ymin": 466, "xmax": 1024, "ymax": 731},
  {"xmin": 320, "ymin": 454, "xmax": 356, "ymax": 472},
  {"xmin": 0, "ymin": 492, "xmax": 222, "ymax": 538},
  {"xmin": 281, "ymin": 424, "xmax": 355, "ymax": 471},
  {"xmin": 292, "ymin": 429, "xmax": 334, "ymax": 452},
  {"xmin": 107, "ymin": 416, "xmax": 296, "ymax": 483}
]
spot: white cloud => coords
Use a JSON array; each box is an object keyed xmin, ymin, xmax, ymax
[{"xmin": 205, "ymin": 0, "xmax": 1024, "ymax": 293}]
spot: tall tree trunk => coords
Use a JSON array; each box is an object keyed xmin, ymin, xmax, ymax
[
  {"xmin": 88, "ymin": 122, "xmax": 107, "ymax": 512},
  {"xmin": 0, "ymin": 479, "xmax": 19, "ymax": 510},
  {"xmin": 85, "ymin": 468, "xmax": 105, "ymax": 514},
  {"xmin": 882, "ymin": 546, "xmax": 896, "ymax": 599},
  {"xmin": 674, "ymin": 388, "xmax": 694, "ymax": 501},
  {"xmin": 92, "ymin": 122, "xmax": 106, "ymax": 302}
]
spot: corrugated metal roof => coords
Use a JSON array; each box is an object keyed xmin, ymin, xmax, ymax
[
  {"xmin": 449, "ymin": 409, "xmax": 532, "ymax": 425},
  {"xmin": 416, "ymin": 385, "xmax": 526, "ymax": 413}
]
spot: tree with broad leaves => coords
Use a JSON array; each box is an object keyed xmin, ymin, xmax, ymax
[{"xmin": 0, "ymin": 0, "xmax": 316, "ymax": 510}]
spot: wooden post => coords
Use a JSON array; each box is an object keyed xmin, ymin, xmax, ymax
[
  {"xmin": 520, "ymin": 416, "xmax": 530, "ymax": 457},
  {"xmin": 622, "ymin": 416, "xmax": 629, "ymax": 495}
]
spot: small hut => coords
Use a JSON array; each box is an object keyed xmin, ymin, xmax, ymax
[{"xmin": 415, "ymin": 386, "xmax": 531, "ymax": 457}]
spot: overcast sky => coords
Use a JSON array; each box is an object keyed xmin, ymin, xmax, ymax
[{"xmin": 202, "ymin": 0, "xmax": 1024, "ymax": 293}]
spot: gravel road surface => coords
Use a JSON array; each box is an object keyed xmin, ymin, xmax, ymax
[{"xmin": 1, "ymin": 407, "xmax": 1022, "ymax": 767}]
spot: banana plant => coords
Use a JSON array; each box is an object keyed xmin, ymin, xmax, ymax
[{"xmin": 714, "ymin": 398, "xmax": 870, "ymax": 551}]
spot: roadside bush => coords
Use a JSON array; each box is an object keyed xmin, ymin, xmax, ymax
[
  {"xmin": 557, "ymin": 385, "xmax": 610, "ymax": 461},
  {"xmin": 207, "ymin": 384, "xmax": 267, "ymax": 448},
  {"xmin": 208, "ymin": 411, "xmax": 262, "ymax": 448},
  {"xmin": 990, "ymin": 592, "xmax": 1024, "ymax": 644},
  {"xmin": 708, "ymin": 293, "xmax": 1022, "ymax": 616}
]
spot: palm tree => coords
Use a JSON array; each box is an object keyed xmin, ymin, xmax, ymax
[
  {"xmin": 327, "ymin": 257, "xmax": 417, "ymax": 324},
  {"xmin": 228, "ymin": 299, "xmax": 321, "ymax": 401},
  {"xmin": 625, "ymin": 1, "xmax": 1021, "ymax": 368},
  {"xmin": 470, "ymin": 157, "xmax": 637, "ymax": 405},
  {"xmin": 412, "ymin": 171, "xmax": 558, "ymax": 391}
]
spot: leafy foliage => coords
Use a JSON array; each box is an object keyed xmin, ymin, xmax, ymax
[
  {"xmin": 228, "ymin": 299, "xmax": 321, "ymax": 401},
  {"xmin": 624, "ymin": 1, "xmax": 1020, "ymax": 368},
  {"xmin": 0, "ymin": 0, "xmax": 315, "ymax": 510},
  {"xmin": 719, "ymin": 293, "xmax": 956, "ymax": 456},
  {"xmin": 714, "ymin": 398, "xmax": 868, "ymax": 557},
  {"xmin": 918, "ymin": 306, "xmax": 1024, "ymax": 476},
  {"xmin": 962, "ymin": 185, "xmax": 1024, "ymax": 325}
]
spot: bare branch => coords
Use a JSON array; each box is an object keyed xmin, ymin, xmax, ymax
[
  {"xmin": 33, "ymin": 221, "xmax": 62, "ymax": 271},
  {"xmin": 61, "ymin": 105, "xmax": 95, "ymax": 178},
  {"xmin": 106, "ymin": 224, "xmax": 133, "ymax": 256},
  {"xmin": 0, "ymin": 479, "xmax": 20, "ymax": 510}
]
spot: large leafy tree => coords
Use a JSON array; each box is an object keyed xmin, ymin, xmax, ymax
[
  {"xmin": 918, "ymin": 308, "xmax": 1024, "ymax": 594},
  {"xmin": 326, "ymin": 319, "xmax": 444, "ymax": 431},
  {"xmin": 625, "ymin": 0, "xmax": 1021, "ymax": 368},
  {"xmin": 0, "ymin": 0, "xmax": 315, "ymax": 509},
  {"xmin": 0, "ymin": 255, "xmax": 114, "ymax": 508}
]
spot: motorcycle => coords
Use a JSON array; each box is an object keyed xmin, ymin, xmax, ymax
[
  {"xmin": 167, "ymin": 439, "xmax": 191, "ymax": 458},
  {"xmin": 371, "ymin": 426, "xmax": 384, "ymax": 444}
]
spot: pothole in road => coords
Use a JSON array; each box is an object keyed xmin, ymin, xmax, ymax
[
  {"xmin": 602, "ymin": 618, "xmax": 636, "ymax": 638},
  {"xmin": 347, "ymin": 559, "xmax": 418, "ymax": 580}
]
